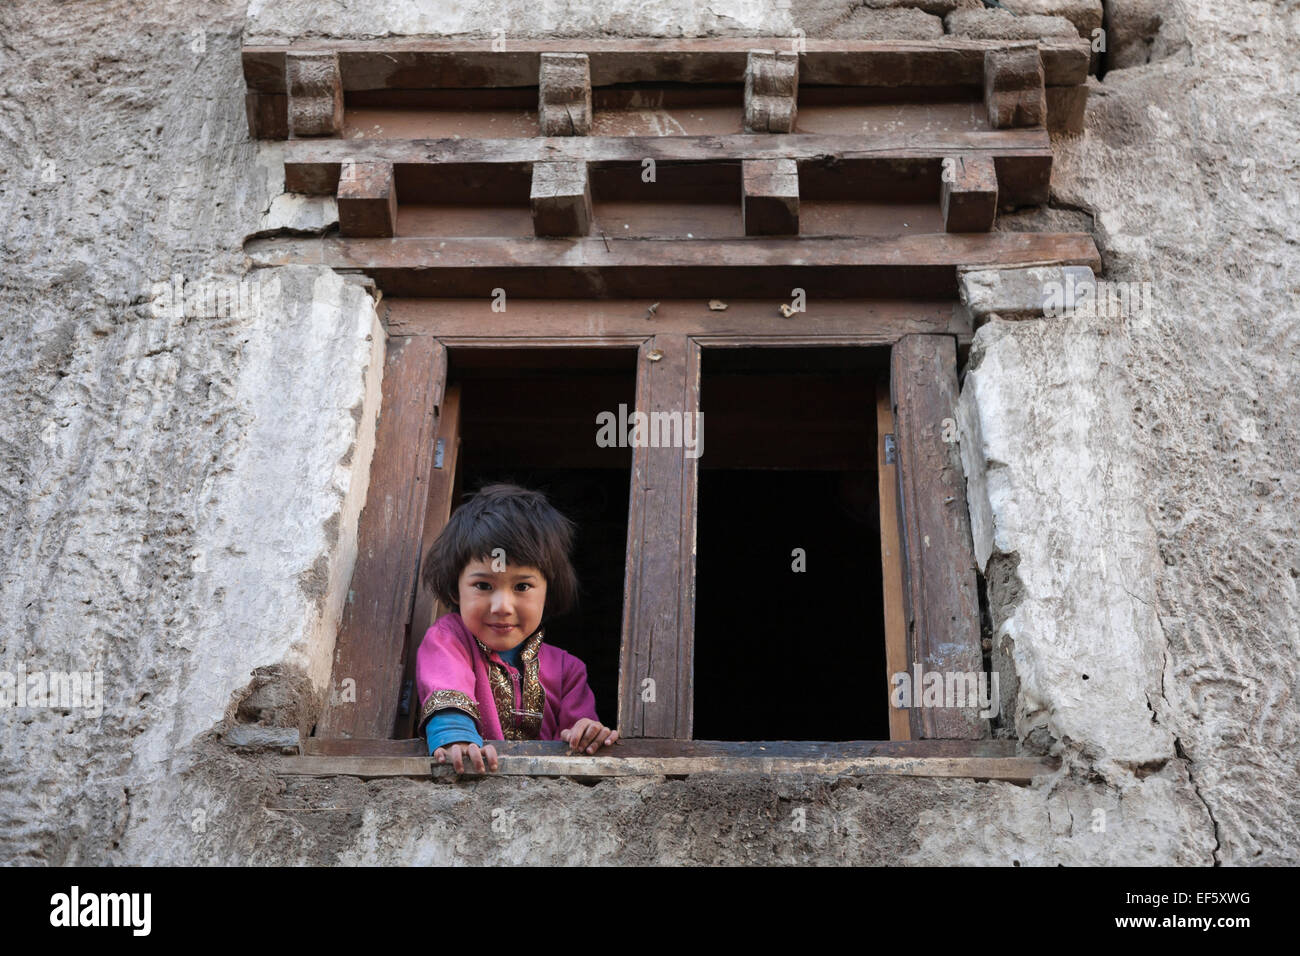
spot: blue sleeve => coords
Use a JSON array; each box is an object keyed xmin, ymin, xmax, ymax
[{"xmin": 426, "ymin": 710, "xmax": 484, "ymax": 754}]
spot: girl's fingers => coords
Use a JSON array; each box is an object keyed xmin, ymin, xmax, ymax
[
  {"xmin": 605, "ymin": 729, "xmax": 619, "ymax": 747},
  {"xmin": 450, "ymin": 744, "xmax": 465, "ymax": 773},
  {"xmin": 484, "ymin": 744, "xmax": 499, "ymax": 772},
  {"xmin": 566, "ymin": 722, "xmax": 589, "ymax": 753},
  {"xmin": 586, "ymin": 728, "xmax": 611, "ymax": 753},
  {"xmin": 433, "ymin": 747, "xmax": 447, "ymax": 764},
  {"xmin": 467, "ymin": 743, "xmax": 485, "ymax": 773}
]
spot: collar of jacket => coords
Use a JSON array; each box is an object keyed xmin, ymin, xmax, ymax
[{"xmin": 471, "ymin": 627, "xmax": 545, "ymax": 668}]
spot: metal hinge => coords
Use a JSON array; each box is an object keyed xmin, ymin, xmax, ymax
[
  {"xmin": 884, "ymin": 433, "xmax": 897, "ymax": 464},
  {"xmin": 433, "ymin": 437, "xmax": 445, "ymax": 469}
]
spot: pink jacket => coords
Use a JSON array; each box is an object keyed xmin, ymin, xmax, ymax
[{"xmin": 415, "ymin": 612, "xmax": 600, "ymax": 742}]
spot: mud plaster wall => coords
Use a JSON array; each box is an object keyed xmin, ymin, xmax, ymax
[{"xmin": 0, "ymin": 0, "xmax": 1293, "ymax": 864}]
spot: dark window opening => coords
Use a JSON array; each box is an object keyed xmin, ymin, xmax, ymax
[
  {"xmin": 448, "ymin": 348, "xmax": 636, "ymax": 725},
  {"xmin": 693, "ymin": 347, "xmax": 889, "ymax": 741}
]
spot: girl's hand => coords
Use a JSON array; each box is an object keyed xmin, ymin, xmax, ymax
[
  {"xmin": 560, "ymin": 719, "xmax": 619, "ymax": 755},
  {"xmin": 433, "ymin": 741, "xmax": 499, "ymax": 773}
]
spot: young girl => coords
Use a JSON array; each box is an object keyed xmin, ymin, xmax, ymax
[{"xmin": 416, "ymin": 483, "xmax": 618, "ymax": 773}]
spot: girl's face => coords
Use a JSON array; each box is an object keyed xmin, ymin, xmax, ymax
[{"xmin": 456, "ymin": 557, "xmax": 548, "ymax": 653}]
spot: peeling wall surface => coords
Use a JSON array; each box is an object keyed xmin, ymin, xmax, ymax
[{"xmin": 0, "ymin": 0, "xmax": 1295, "ymax": 864}]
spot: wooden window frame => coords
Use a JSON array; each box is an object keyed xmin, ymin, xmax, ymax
[{"xmin": 286, "ymin": 301, "xmax": 1047, "ymax": 781}]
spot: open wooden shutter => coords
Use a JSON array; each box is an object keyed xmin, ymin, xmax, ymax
[
  {"xmin": 317, "ymin": 337, "xmax": 446, "ymax": 739},
  {"xmin": 396, "ymin": 382, "xmax": 463, "ymax": 740}
]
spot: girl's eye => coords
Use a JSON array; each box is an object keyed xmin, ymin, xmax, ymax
[
  {"xmin": 515, "ymin": 583, "xmax": 532, "ymax": 591},
  {"xmin": 473, "ymin": 582, "xmax": 492, "ymax": 591}
]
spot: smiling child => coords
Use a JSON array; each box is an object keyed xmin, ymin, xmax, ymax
[{"xmin": 415, "ymin": 483, "xmax": 618, "ymax": 773}]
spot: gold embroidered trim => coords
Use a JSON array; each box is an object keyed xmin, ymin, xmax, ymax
[
  {"xmin": 474, "ymin": 629, "xmax": 547, "ymax": 740},
  {"xmin": 417, "ymin": 689, "xmax": 480, "ymax": 732}
]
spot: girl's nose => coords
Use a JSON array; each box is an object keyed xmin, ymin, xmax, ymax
[{"xmin": 490, "ymin": 590, "xmax": 514, "ymax": 613}]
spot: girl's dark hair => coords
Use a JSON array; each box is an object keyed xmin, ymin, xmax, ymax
[{"xmin": 421, "ymin": 483, "xmax": 579, "ymax": 621}]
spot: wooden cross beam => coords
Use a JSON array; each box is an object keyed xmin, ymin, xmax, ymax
[
  {"xmin": 245, "ymin": 233, "xmax": 1101, "ymax": 298},
  {"xmin": 275, "ymin": 130, "xmax": 1054, "ymax": 207}
]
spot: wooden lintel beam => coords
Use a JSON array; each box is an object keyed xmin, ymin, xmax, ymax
[
  {"xmin": 384, "ymin": 298, "xmax": 971, "ymax": 345},
  {"xmin": 244, "ymin": 233, "xmax": 1101, "ymax": 298},
  {"xmin": 242, "ymin": 38, "xmax": 1090, "ymax": 94},
  {"xmin": 942, "ymin": 155, "xmax": 999, "ymax": 233}
]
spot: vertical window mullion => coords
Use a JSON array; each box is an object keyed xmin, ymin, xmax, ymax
[{"xmin": 617, "ymin": 334, "xmax": 701, "ymax": 738}]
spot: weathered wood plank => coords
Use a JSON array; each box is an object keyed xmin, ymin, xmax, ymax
[
  {"xmin": 1046, "ymin": 84, "xmax": 1088, "ymax": 135},
  {"xmin": 303, "ymin": 737, "xmax": 1019, "ymax": 758},
  {"xmin": 618, "ymin": 335, "xmax": 700, "ymax": 737},
  {"xmin": 538, "ymin": 52, "xmax": 592, "ymax": 135},
  {"xmin": 397, "ymin": 382, "xmax": 462, "ymax": 740},
  {"xmin": 245, "ymin": 92, "xmax": 287, "ymax": 140},
  {"xmin": 942, "ymin": 155, "xmax": 998, "ymax": 233},
  {"xmin": 984, "ymin": 45, "xmax": 1047, "ymax": 130},
  {"xmin": 276, "ymin": 131, "xmax": 1053, "ymax": 206},
  {"xmin": 338, "ymin": 160, "xmax": 397, "ymax": 237},
  {"xmin": 742, "ymin": 158, "xmax": 799, "ymax": 235},
  {"xmin": 277, "ymin": 752, "xmax": 1054, "ymax": 781},
  {"xmin": 385, "ymin": 299, "xmax": 970, "ymax": 344},
  {"xmin": 530, "ymin": 161, "xmax": 593, "ymax": 237},
  {"xmin": 318, "ymin": 336, "xmax": 442, "ymax": 739},
  {"xmin": 286, "ymin": 51, "xmax": 343, "ymax": 137},
  {"xmin": 744, "ymin": 50, "xmax": 798, "ymax": 133},
  {"xmin": 891, "ymin": 335, "xmax": 987, "ymax": 739},
  {"xmin": 242, "ymin": 38, "xmax": 1090, "ymax": 93},
  {"xmin": 245, "ymin": 233, "xmax": 1101, "ymax": 298},
  {"xmin": 876, "ymin": 380, "xmax": 911, "ymax": 742}
]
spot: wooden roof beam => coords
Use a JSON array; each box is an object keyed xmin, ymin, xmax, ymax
[{"xmin": 242, "ymin": 38, "xmax": 1091, "ymax": 92}]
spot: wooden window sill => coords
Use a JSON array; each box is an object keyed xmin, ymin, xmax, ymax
[{"xmin": 278, "ymin": 739, "xmax": 1054, "ymax": 783}]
